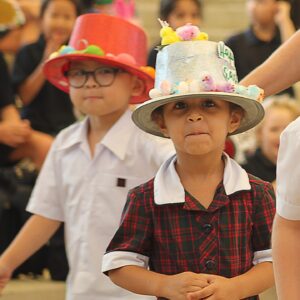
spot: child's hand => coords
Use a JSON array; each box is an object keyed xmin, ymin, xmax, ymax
[
  {"xmin": 161, "ymin": 271, "xmax": 210, "ymax": 300},
  {"xmin": 43, "ymin": 34, "xmax": 66, "ymax": 61},
  {"xmin": 186, "ymin": 274, "xmax": 239, "ymax": 300},
  {"xmin": 0, "ymin": 261, "xmax": 12, "ymax": 295},
  {"xmin": 0, "ymin": 120, "xmax": 32, "ymax": 147},
  {"xmin": 275, "ymin": 1, "xmax": 292, "ymax": 27}
]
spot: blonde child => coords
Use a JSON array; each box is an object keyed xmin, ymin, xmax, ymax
[
  {"xmin": 102, "ymin": 23, "xmax": 275, "ymax": 300},
  {"xmin": 0, "ymin": 14, "xmax": 173, "ymax": 300},
  {"xmin": 242, "ymin": 95, "xmax": 300, "ymax": 189}
]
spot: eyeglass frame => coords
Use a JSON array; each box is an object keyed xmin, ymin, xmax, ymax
[{"xmin": 64, "ymin": 66, "xmax": 124, "ymax": 88}]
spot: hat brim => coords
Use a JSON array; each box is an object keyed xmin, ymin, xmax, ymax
[
  {"xmin": 132, "ymin": 92, "xmax": 265, "ymax": 137},
  {"xmin": 43, "ymin": 53, "xmax": 154, "ymax": 104}
]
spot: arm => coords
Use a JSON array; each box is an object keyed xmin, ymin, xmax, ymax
[
  {"xmin": 18, "ymin": 35, "xmax": 65, "ymax": 105},
  {"xmin": 0, "ymin": 105, "xmax": 31, "ymax": 147},
  {"xmin": 241, "ymin": 30, "xmax": 300, "ymax": 97},
  {"xmin": 109, "ymin": 265, "xmax": 209, "ymax": 299},
  {"xmin": 272, "ymin": 214, "xmax": 300, "ymax": 300},
  {"xmin": 0, "ymin": 215, "xmax": 61, "ymax": 293},
  {"xmin": 186, "ymin": 262, "xmax": 273, "ymax": 300}
]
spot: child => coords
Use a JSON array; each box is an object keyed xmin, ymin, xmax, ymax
[
  {"xmin": 0, "ymin": 14, "xmax": 173, "ymax": 300},
  {"xmin": 0, "ymin": 52, "xmax": 52, "ymax": 170},
  {"xmin": 242, "ymin": 95, "xmax": 300, "ymax": 189},
  {"xmin": 147, "ymin": 0, "xmax": 203, "ymax": 68},
  {"xmin": 12, "ymin": 0, "xmax": 82, "ymax": 136},
  {"xmin": 241, "ymin": 29, "xmax": 300, "ymax": 300},
  {"xmin": 102, "ymin": 23, "xmax": 275, "ymax": 300},
  {"xmin": 225, "ymin": 0, "xmax": 295, "ymax": 96}
]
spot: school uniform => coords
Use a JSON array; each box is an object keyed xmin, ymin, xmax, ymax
[
  {"xmin": 276, "ymin": 117, "xmax": 300, "ymax": 220},
  {"xmin": 12, "ymin": 35, "xmax": 76, "ymax": 135},
  {"xmin": 27, "ymin": 109, "xmax": 174, "ymax": 300},
  {"xmin": 102, "ymin": 153, "xmax": 275, "ymax": 300}
]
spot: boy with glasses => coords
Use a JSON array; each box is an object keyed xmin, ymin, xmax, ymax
[{"xmin": 0, "ymin": 14, "xmax": 173, "ymax": 300}]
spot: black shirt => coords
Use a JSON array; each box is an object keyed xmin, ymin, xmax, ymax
[
  {"xmin": 225, "ymin": 27, "xmax": 294, "ymax": 96},
  {"xmin": 0, "ymin": 52, "xmax": 14, "ymax": 110},
  {"xmin": 242, "ymin": 148, "xmax": 276, "ymax": 183},
  {"xmin": 12, "ymin": 35, "xmax": 76, "ymax": 135}
]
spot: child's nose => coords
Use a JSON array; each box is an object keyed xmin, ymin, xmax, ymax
[
  {"xmin": 85, "ymin": 73, "xmax": 99, "ymax": 87},
  {"xmin": 188, "ymin": 112, "xmax": 203, "ymax": 122}
]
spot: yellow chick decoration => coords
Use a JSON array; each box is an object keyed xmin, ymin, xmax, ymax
[
  {"xmin": 195, "ymin": 31, "xmax": 208, "ymax": 41},
  {"xmin": 158, "ymin": 19, "xmax": 180, "ymax": 46}
]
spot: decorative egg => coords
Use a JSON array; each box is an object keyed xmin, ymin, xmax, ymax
[
  {"xmin": 149, "ymin": 88, "xmax": 162, "ymax": 98},
  {"xmin": 59, "ymin": 46, "xmax": 75, "ymax": 55},
  {"xmin": 117, "ymin": 53, "xmax": 136, "ymax": 65},
  {"xmin": 83, "ymin": 45, "xmax": 104, "ymax": 56}
]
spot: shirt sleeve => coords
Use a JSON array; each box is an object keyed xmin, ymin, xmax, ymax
[
  {"xmin": 251, "ymin": 181, "xmax": 275, "ymax": 258},
  {"xmin": 26, "ymin": 135, "xmax": 65, "ymax": 221},
  {"xmin": 276, "ymin": 120, "xmax": 300, "ymax": 220},
  {"xmin": 102, "ymin": 185, "xmax": 154, "ymax": 273},
  {"xmin": 0, "ymin": 52, "xmax": 14, "ymax": 109}
]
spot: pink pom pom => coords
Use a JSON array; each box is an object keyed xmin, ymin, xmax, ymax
[{"xmin": 176, "ymin": 23, "xmax": 200, "ymax": 41}]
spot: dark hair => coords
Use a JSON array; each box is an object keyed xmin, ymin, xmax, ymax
[
  {"xmin": 40, "ymin": 0, "xmax": 83, "ymax": 17},
  {"xmin": 160, "ymin": 0, "xmax": 202, "ymax": 20}
]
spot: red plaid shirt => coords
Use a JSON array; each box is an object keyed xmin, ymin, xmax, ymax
[{"xmin": 104, "ymin": 156, "xmax": 275, "ymax": 300}]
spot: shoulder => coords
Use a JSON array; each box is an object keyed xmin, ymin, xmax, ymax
[
  {"xmin": 225, "ymin": 31, "xmax": 247, "ymax": 46},
  {"xmin": 247, "ymin": 173, "xmax": 275, "ymax": 201},
  {"xmin": 51, "ymin": 120, "xmax": 84, "ymax": 151},
  {"xmin": 131, "ymin": 127, "xmax": 174, "ymax": 155}
]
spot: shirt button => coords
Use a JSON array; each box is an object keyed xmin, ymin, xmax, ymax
[
  {"xmin": 202, "ymin": 223, "xmax": 213, "ymax": 234},
  {"xmin": 205, "ymin": 259, "xmax": 216, "ymax": 271}
]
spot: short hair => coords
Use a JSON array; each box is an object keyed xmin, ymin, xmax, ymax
[
  {"xmin": 159, "ymin": 0, "xmax": 203, "ymax": 20},
  {"xmin": 40, "ymin": 0, "xmax": 83, "ymax": 18}
]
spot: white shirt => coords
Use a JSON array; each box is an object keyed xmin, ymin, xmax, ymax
[
  {"xmin": 102, "ymin": 153, "xmax": 272, "ymax": 274},
  {"xmin": 27, "ymin": 110, "xmax": 174, "ymax": 300},
  {"xmin": 276, "ymin": 116, "xmax": 300, "ymax": 220}
]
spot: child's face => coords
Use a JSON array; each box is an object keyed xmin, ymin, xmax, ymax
[
  {"xmin": 246, "ymin": 0, "xmax": 278, "ymax": 26},
  {"xmin": 68, "ymin": 60, "xmax": 142, "ymax": 117},
  {"xmin": 155, "ymin": 98, "xmax": 242, "ymax": 157},
  {"xmin": 42, "ymin": 0, "xmax": 77, "ymax": 42},
  {"xmin": 167, "ymin": 0, "xmax": 202, "ymax": 29},
  {"xmin": 258, "ymin": 107, "xmax": 295, "ymax": 164}
]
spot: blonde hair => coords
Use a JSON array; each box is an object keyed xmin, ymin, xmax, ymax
[{"xmin": 259, "ymin": 94, "xmax": 300, "ymax": 128}]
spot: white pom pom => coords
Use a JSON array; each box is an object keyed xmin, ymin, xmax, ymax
[{"xmin": 149, "ymin": 89, "xmax": 162, "ymax": 98}]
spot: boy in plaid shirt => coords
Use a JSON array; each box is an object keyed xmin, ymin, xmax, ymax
[{"xmin": 102, "ymin": 23, "xmax": 275, "ymax": 300}]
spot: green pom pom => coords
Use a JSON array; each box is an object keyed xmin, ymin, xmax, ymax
[{"xmin": 82, "ymin": 45, "xmax": 105, "ymax": 56}]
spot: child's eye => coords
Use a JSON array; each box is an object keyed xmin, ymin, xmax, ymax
[
  {"xmin": 68, "ymin": 70, "xmax": 85, "ymax": 78},
  {"xmin": 174, "ymin": 101, "xmax": 187, "ymax": 109},
  {"xmin": 202, "ymin": 99, "xmax": 216, "ymax": 108}
]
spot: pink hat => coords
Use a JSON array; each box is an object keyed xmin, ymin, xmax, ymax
[{"xmin": 43, "ymin": 14, "xmax": 155, "ymax": 104}]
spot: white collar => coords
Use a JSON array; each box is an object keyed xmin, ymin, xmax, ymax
[
  {"xmin": 56, "ymin": 110, "xmax": 135, "ymax": 161},
  {"xmin": 154, "ymin": 152, "xmax": 251, "ymax": 205}
]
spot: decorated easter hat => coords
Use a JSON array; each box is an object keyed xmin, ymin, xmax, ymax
[
  {"xmin": 43, "ymin": 13, "xmax": 155, "ymax": 104},
  {"xmin": 0, "ymin": 0, "xmax": 25, "ymax": 32},
  {"xmin": 132, "ymin": 21, "xmax": 265, "ymax": 136}
]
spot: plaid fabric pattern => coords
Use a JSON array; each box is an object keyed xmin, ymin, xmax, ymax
[{"xmin": 106, "ymin": 174, "xmax": 275, "ymax": 300}]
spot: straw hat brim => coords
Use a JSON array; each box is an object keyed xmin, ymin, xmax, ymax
[
  {"xmin": 132, "ymin": 92, "xmax": 265, "ymax": 137},
  {"xmin": 43, "ymin": 53, "xmax": 154, "ymax": 104}
]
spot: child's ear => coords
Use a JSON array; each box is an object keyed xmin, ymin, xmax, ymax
[
  {"xmin": 152, "ymin": 111, "xmax": 170, "ymax": 138},
  {"xmin": 131, "ymin": 77, "xmax": 145, "ymax": 97},
  {"xmin": 228, "ymin": 109, "xmax": 243, "ymax": 134}
]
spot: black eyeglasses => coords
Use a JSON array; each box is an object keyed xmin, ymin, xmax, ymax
[{"xmin": 65, "ymin": 67, "xmax": 122, "ymax": 88}]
